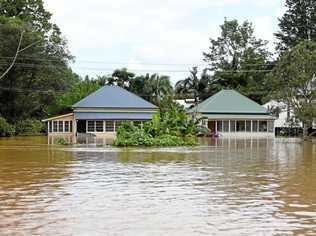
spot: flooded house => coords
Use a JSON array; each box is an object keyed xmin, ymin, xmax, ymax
[
  {"xmin": 42, "ymin": 85, "xmax": 158, "ymax": 144},
  {"xmin": 189, "ymin": 90, "xmax": 275, "ymax": 137}
]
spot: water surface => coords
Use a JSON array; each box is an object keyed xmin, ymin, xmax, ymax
[{"xmin": 0, "ymin": 137, "xmax": 316, "ymax": 235}]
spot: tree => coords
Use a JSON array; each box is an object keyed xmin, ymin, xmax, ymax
[
  {"xmin": 144, "ymin": 73, "xmax": 173, "ymax": 106},
  {"xmin": 111, "ymin": 68, "xmax": 135, "ymax": 89},
  {"xmin": 0, "ymin": 0, "xmax": 73, "ymax": 122},
  {"xmin": 203, "ymin": 19, "xmax": 272, "ymax": 103},
  {"xmin": 175, "ymin": 67, "xmax": 214, "ymax": 103},
  {"xmin": 269, "ymin": 41, "xmax": 316, "ymax": 139},
  {"xmin": 275, "ymin": 0, "xmax": 316, "ymax": 51}
]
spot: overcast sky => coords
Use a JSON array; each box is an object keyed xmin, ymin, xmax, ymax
[{"xmin": 44, "ymin": 0, "xmax": 285, "ymax": 84}]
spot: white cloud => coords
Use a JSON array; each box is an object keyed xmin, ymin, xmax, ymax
[{"xmin": 44, "ymin": 0, "xmax": 283, "ymax": 82}]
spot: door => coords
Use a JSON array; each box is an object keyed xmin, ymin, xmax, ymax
[
  {"xmin": 77, "ymin": 120, "xmax": 86, "ymax": 133},
  {"xmin": 208, "ymin": 120, "xmax": 216, "ymax": 133}
]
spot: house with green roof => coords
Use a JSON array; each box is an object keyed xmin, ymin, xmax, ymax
[
  {"xmin": 189, "ymin": 90, "xmax": 275, "ymax": 137},
  {"xmin": 42, "ymin": 85, "xmax": 158, "ymax": 143}
]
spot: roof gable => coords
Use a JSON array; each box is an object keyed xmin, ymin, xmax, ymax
[
  {"xmin": 72, "ymin": 85, "xmax": 157, "ymax": 109},
  {"xmin": 190, "ymin": 90, "xmax": 268, "ymax": 114}
]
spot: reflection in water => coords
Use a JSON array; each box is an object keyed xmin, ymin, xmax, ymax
[{"xmin": 0, "ymin": 137, "xmax": 316, "ymax": 235}]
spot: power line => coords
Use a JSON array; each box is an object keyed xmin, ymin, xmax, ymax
[
  {"xmin": 0, "ymin": 56, "xmax": 276, "ymax": 67},
  {"xmin": 0, "ymin": 62, "xmax": 273, "ymax": 73}
]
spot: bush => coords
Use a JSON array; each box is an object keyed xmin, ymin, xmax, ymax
[
  {"xmin": 56, "ymin": 137, "xmax": 70, "ymax": 145},
  {"xmin": 15, "ymin": 119, "xmax": 44, "ymax": 135},
  {"xmin": 114, "ymin": 121, "xmax": 198, "ymax": 147},
  {"xmin": 0, "ymin": 117, "xmax": 15, "ymax": 137}
]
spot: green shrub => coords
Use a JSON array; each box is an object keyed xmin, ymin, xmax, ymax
[
  {"xmin": 114, "ymin": 106, "xmax": 199, "ymax": 147},
  {"xmin": 0, "ymin": 117, "xmax": 15, "ymax": 137},
  {"xmin": 15, "ymin": 119, "xmax": 44, "ymax": 135},
  {"xmin": 114, "ymin": 121, "xmax": 198, "ymax": 147},
  {"xmin": 56, "ymin": 137, "xmax": 70, "ymax": 145}
]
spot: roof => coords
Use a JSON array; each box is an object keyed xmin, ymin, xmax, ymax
[
  {"xmin": 201, "ymin": 114, "xmax": 275, "ymax": 120},
  {"xmin": 190, "ymin": 90, "xmax": 269, "ymax": 114},
  {"xmin": 42, "ymin": 113, "xmax": 73, "ymax": 122},
  {"xmin": 72, "ymin": 85, "xmax": 158, "ymax": 109},
  {"xmin": 74, "ymin": 112, "xmax": 154, "ymax": 120}
]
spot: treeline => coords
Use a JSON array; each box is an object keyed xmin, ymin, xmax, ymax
[{"xmin": 0, "ymin": 0, "xmax": 315, "ymax": 137}]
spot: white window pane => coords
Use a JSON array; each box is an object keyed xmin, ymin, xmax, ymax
[
  {"xmin": 88, "ymin": 121, "xmax": 95, "ymax": 132},
  {"xmin": 58, "ymin": 121, "xmax": 63, "ymax": 132},
  {"xmin": 53, "ymin": 121, "xmax": 58, "ymax": 132},
  {"xmin": 96, "ymin": 121, "xmax": 104, "ymax": 132},
  {"xmin": 65, "ymin": 121, "xmax": 69, "ymax": 132},
  {"xmin": 106, "ymin": 121, "xmax": 114, "ymax": 132}
]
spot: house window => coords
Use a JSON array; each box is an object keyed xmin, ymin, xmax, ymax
[
  {"xmin": 223, "ymin": 121, "xmax": 229, "ymax": 132},
  {"xmin": 236, "ymin": 121, "xmax": 245, "ymax": 132},
  {"xmin": 53, "ymin": 121, "xmax": 58, "ymax": 132},
  {"xmin": 65, "ymin": 121, "xmax": 69, "ymax": 132},
  {"xmin": 217, "ymin": 121, "xmax": 222, "ymax": 132},
  {"xmin": 246, "ymin": 121, "xmax": 251, "ymax": 132},
  {"xmin": 252, "ymin": 121, "xmax": 258, "ymax": 132},
  {"xmin": 58, "ymin": 121, "xmax": 63, "ymax": 132},
  {"xmin": 268, "ymin": 121, "xmax": 274, "ymax": 133},
  {"xmin": 230, "ymin": 120, "xmax": 236, "ymax": 132},
  {"xmin": 87, "ymin": 120, "xmax": 95, "ymax": 132},
  {"xmin": 259, "ymin": 121, "xmax": 268, "ymax": 132},
  {"xmin": 96, "ymin": 121, "xmax": 104, "ymax": 132},
  {"xmin": 49, "ymin": 121, "xmax": 52, "ymax": 133},
  {"xmin": 115, "ymin": 121, "xmax": 122, "ymax": 131},
  {"xmin": 106, "ymin": 121, "xmax": 114, "ymax": 132}
]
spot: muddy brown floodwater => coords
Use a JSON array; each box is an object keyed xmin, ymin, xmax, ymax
[{"xmin": 0, "ymin": 137, "xmax": 316, "ymax": 235}]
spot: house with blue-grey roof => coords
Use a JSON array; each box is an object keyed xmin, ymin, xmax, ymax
[
  {"xmin": 189, "ymin": 90, "xmax": 275, "ymax": 137},
  {"xmin": 43, "ymin": 85, "xmax": 158, "ymax": 143}
]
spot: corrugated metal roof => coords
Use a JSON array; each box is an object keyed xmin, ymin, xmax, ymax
[
  {"xmin": 190, "ymin": 90, "xmax": 269, "ymax": 114},
  {"xmin": 74, "ymin": 112, "xmax": 154, "ymax": 120},
  {"xmin": 72, "ymin": 85, "xmax": 158, "ymax": 109}
]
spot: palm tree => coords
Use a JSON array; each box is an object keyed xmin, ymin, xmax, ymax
[
  {"xmin": 145, "ymin": 73, "xmax": 173, "ymax": 106},
  {"xmin": 175, "ymin": 67, "xmax": 213, "ymax": 103}
]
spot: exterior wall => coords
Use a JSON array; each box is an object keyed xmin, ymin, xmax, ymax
[
  {"xmin": 45, "ymin": 114, "xmax": 75, "ymax": 136},
  {"xmin": 202, "ymin": 119, "xmax": 275, "ymax": 138},
  {"xmin": 263, "ymin": 100, "xmax": 302, "ymax": 128},
  {"xmin": 85, "ymin": 120, "xmax": 145, "ymax": 135}
]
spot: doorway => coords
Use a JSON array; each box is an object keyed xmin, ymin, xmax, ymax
[
  {"xmin": 208, "ymin": 120, "xmax": 216, "ymax": 133},
  {"xmin": 77, "ymin": 120, "xmax": 86, "ymax": 133}
]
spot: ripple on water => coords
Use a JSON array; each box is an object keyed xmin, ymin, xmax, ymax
[{"xmin": 0, "ymin": 138, "xmax": 316, "ymax": 235}]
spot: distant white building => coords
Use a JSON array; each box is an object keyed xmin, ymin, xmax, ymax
[
  {"xmin": 174, "ymin": 99, "xmax": 195, "ymax": 110},
  {"xmin": 263, "ymin": 100, "xmax": 302, "ymax": 128}
]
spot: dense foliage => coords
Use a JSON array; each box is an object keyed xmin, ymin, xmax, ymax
[
  {"xmin": 202, "ymin": 19, "xmax": 272, "ymax": 104},
  {"xmin": 0, "ymin": 0, "xmax": 74, "ymax": 122},
  {"xmin": 114, "ymin": 107, "xmax": 199, "ymax": 147},
  {"xmin": 0, "ymin": 117, "xmax": 15, "ymax": 137},
  {"xmin": 269, "ymin": 41, "xmax": 316, "ymax": 138},
  {"xmin": 175, "ymin": 67, "xmax": 214, "ymax": 103},
  {"xmin": 275, "ymin": 0, "xmax": 316, "ymax": 51},
  {"xmin": 15, "ymin": 118, "xmax": 44, "ymax": 135}
]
